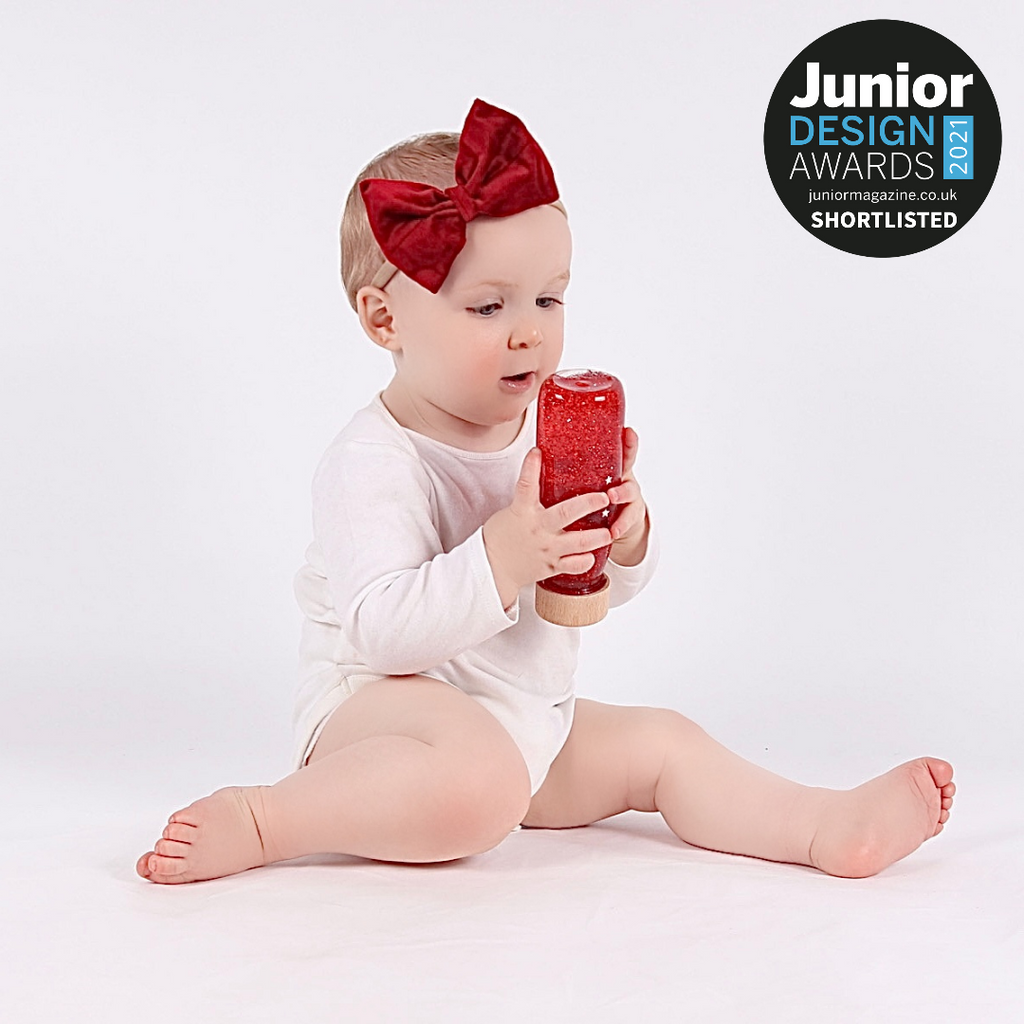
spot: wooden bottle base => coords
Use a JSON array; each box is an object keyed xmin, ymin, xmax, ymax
[{"xmin": 535, "ymin": 577, "xmax": 610, "ymax": 626}]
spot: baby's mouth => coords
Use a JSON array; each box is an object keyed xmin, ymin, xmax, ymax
[{"xmin": 499, "ymin": 370, "xmax": 536, "ymax": 391}]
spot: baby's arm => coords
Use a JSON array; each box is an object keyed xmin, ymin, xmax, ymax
[
  {"xmin": 316, "ymin": 438, "xmax": 617, "ymax": 671},
  {"xmin": 314, "ymin": 440, "xmax": 522, "ymax": 674}
]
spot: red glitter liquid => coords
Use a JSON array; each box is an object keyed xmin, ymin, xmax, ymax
[{"xmin": 536, "ymin": 369, "xmax": 624, "ymax": 597}]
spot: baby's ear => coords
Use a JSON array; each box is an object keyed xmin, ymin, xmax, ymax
[{"xmin": 356, "ymin": 286, "xmax": 399, "ymax": 351}]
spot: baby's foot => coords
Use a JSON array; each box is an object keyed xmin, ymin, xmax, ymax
[
  {"xmin": 136, "ymin": 786, "xmax": 275, "ymax": 885},
  {"xmin": 809, "ymin": 757, "xmax": 955, "ymax": 878}
]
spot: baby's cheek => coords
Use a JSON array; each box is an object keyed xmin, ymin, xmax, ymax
[{"xmin": 468, "ymin": 351, "xmax": 504, "ymax": 383}]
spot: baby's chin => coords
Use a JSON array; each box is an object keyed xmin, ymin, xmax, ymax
[{"xmin": 448, "ymin": 398, "xmax": 532, "ymax": 437}]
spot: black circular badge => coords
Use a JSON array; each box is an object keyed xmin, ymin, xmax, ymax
[{"xmin": 764, "ymin": 19, "xmax": 1001, "ymax": 257}]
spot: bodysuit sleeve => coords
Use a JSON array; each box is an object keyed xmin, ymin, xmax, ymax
[
  {"xmin": 311, "ymin": 438, "xmax": 516, "ymax": 676},
  {"xmin": 605, "ymin": 509, "xmax": 660, "ymax": 609}
]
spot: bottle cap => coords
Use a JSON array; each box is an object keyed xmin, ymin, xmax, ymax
[{"xmin": 534, "ymin": 577, "xmax": 610, "ymax": 627}]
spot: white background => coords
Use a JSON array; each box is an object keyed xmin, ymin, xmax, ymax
[{"xmin": 2, "ymin": 2, "xmax": 1021, "ymax": 1020}]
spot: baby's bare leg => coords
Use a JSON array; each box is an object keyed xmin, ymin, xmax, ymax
[
  {"xmin": 654, "ymin": 716, "xmax": 955, "ymax": 876},
  {"xmin": 136, "ymin": 677, "xmax": 532, "ymax": 884},
  {"xmin": 525, "ymin": 700, "xmax": 953, "ymax": 877}
]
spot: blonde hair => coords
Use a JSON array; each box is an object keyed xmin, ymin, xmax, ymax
[
  {"xmin": 340, "ymin": 130, "xmax": 568, "ymax": 311},
  {"xmin": 340, "ymin": 132, "xmax": 460, "ymax": 312}
]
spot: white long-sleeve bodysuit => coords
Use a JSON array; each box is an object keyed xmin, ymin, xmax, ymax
[{"xmin": 291, "ymin": 393, "xmax": 659, "ymax": 795}]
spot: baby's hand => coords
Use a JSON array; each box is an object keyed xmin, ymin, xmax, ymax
[
  {"xmin": 606, "ymin": 427, "xmax": 649, "ymax": 567},
  {"xmin": 483, "ymin": 448, "xmax": 612, "ymax": 610}
]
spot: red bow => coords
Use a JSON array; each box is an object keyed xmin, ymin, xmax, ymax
[{"xmin": 359, "ymin": 99, "xmax": 560, "ymax": 294}]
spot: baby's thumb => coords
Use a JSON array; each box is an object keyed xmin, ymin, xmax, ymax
[{"xmin": 514, "ymin": 447, "xmax": 542, "ymax": 504}]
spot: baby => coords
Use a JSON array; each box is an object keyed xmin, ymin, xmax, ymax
[{"xmin": 137, "ymin": 99, "xmax": 954, "ymax": 885}]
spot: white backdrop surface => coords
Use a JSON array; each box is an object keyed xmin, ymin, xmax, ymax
[{"xmin": 1, "ymin": 1, "xmax": 1021, "ymax": 1021}]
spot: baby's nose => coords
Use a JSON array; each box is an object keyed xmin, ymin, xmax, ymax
[{"xmin": 510, "ymin": 323, "xmax": 542, "ymax": 348}]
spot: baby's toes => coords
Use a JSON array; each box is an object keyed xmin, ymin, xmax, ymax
[
  {"xmin": 147, "ymin": 852, "xmax": 186, "ymax": 877},
  {"xmin": 136, "ymin": 851, "xmax": 156, "ymax": 879},
  {"xmin": 932, "ymin": 802, "xmax": 952, "ymax": 836},
  {"xmin": 168, "ymin": 804, "xmax": 203, "ymax": 827},
  {"xmin": 155, "ymin": 837, "xmax": 191, "ymax": 858},
  {"xmin": 162, "ymin": 821, "xmax": 196, "ymax": 844},
  {"xmin": 925, "ymin": 759, "xmax": 954, "ymax": 789},
  {"xmin": 940, "ymin": 782, "xmax": 954, "ymax": 812}
]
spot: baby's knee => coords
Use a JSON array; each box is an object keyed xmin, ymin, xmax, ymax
[
  {"xmin": 433, "ymin": 752, "xmax": 531, "ymax": 856},
  {"xmin": 643, "ymin": 707, "xmax": 707, "ymax": 751}
]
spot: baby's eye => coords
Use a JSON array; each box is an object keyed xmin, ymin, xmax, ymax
[
  {"xmin": 537, "ymin": 297, "xmax": 564, "ymax": 309},
  {"xmin": 471, "ymin": 303, "xmax": 501, "ymax": 316}
]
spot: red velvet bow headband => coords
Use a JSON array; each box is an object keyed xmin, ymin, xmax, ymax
[{"xmin": 360, "ymin": 98, "xmax": 564, "ymax": 294}]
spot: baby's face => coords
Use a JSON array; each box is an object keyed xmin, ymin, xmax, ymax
[{"xmin": 383, "ymin": 204, "xmax": 571, "ymax": 440}]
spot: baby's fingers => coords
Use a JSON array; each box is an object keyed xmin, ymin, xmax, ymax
[
  {"xmin": 607, "ymin": 479, "xmax": 640, "ymax": 505},
  {"xmin": 622, "ymin": 427, "xmax": 639, "ymax": 476},
  {"xmin": 513, "ymin": 448, "xmax": 543, "ymax": 508},
  {"xmin": 552, "ymin": 552, "xmax": 597, "ymax": 576},
  {"xmin": 544, "ymin": 527, "xmax": 611, "ymax": 577},
  {"xmin": 610, "ymin": 504, "xmax": 643, "ymax": 541},
  {"xmin": 549, "ymin": 490, "xmax": 610, "ymax": 529},
  {"xmin": 557, "ymin": 525, "xmax": 613, "ymax": 556}
]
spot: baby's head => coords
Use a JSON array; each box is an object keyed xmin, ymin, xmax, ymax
[
  {"xmin": 338, "ymin": 100, "xmax": 572, "ymax": 445},
  {"xmin": 340, "ymin": 131, "xmax": 462, "ymax": 313},
  {"xmin": 340, "ymin": 129, "xmax": 568, "ymax": 311}
]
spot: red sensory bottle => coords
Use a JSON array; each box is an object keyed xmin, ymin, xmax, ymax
[{"xmin": 535, "ymin": 369, "xmax": 624, "ymax": 626}]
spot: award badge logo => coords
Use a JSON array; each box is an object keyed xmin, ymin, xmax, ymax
[{"xmin": 763, "ymin": 19, "xmax": 1001, "ymax": 257}]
